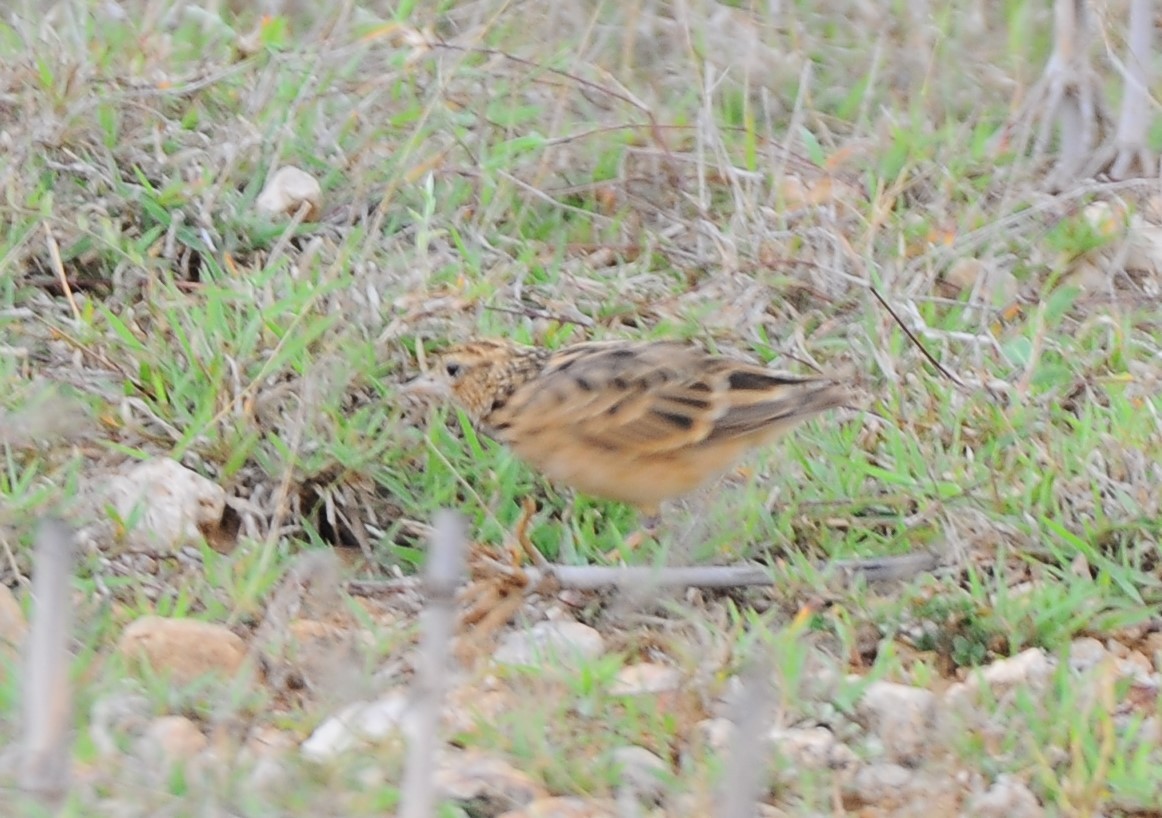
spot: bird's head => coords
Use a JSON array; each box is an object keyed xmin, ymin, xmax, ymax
[{"xmin": 405, "ymin": 339, "xmax": 543, "ymax": 421}]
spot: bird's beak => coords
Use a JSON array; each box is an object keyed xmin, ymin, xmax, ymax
[{"xmin": 401, "ymin": 372, "xmax": 451, "ymax": 399}]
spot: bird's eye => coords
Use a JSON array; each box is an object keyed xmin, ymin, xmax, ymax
[{"xmin": 444, "ymin": 362, "xmax": 462, "ymax": 378}]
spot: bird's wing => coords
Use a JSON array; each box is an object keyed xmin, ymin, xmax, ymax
[
  {"xmin": 698, "ymin": 361, "xmax": 847, "ymax": 443},
  {"xmin": 490, "ymin": 342, "xmax": 843, "ymax": 456}
]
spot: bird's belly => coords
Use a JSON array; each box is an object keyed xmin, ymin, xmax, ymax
[{"xmin": 511, "ymin": 436, "xmax": 757, "ymax": 511}]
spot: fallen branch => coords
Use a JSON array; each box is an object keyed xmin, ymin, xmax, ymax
[{"xmin": 347, "ymin": 551, "xmax": 941, "ymax": 596}]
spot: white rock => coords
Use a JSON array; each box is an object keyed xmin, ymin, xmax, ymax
[
  {"xmin": 946, "ymin": 648, "xmax": 1054, "ymax": 703},
  {"xmin": 301, "ymin": 708, "xmax": 361, "ymax": 761},
  {"xmin": 856, "ymin": 681, "xmax": 936, "ymax": 764},
  {"xmin": 611, "ymin": 745, "xmax": 669, "ymax": 802},
  {"xmin": 846, "ymin": 762, "xmax": 915, "ymax": 804},
  {"xmin": 435, "ymin": 749, "xmax": 546, "ymax": 807},
  {"xmin": 256, "ymin": 166, "xmax": 322, "ymax": 221},
  {"xmin": 493, "ymin": 621, "xmax": 604, "ymax": 668},
  {"xmin": 1068, "ymin": 637, "xmax": 1108, "ymax": 673},
  {"xmin": 107, "ymin": 457, "xmax": 226, "ymax": 553},
  {"xmin": 981, "ymin": 648, "xmax": 1054, "ymax": 686},
  {"xmin": 767, "ymin": 726, "xmax": 857, "ymax": 771},
  {"xmin": 965, "ymin": 774, "xmax": 1044, "ymax": 817},
  {"xmin": 1066, "ymin": 638, "xmax": 1156, "ymax": 689},
  {"xmin": 1113, "ymin": 654, "xmax": 1157, "ymax": 687},
  {"xmin": 1082, "ymin": 200, "xmax": 1126, "ymax": 237},
  {"xmin": 300, "ymin": 691, "xmax": 410, "ymax": 762}
]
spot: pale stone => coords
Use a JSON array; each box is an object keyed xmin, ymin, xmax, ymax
[
  {"xmin": 141, "ymin": 715, "xmax": 207, "ymax": 763},
  {"xmin": 768, "ymin": 725, "xmax": 858, "ymax": 770},
  {"xmin": 435, "ymin": 749, "xmax": 547, "ymax": 811},
  {"xmin": 107, "ymin": 457, "xmax": 227, "ymax": 553},
  {"xmin": 610, "ymin": 662, "xmax": 681, "ymax": 696},
  {"xmin": 857, "ymin": 681, "xmax": 936, "ymax": 764},
  {"xmin": 300, "ymin": 691, "xmax": 410, "ymax": 762},
  {"xmin": 965, "ymin": 774, "xmax": 1045, "ymax": 818},
  {"xmin": 493, "ymin": 621, "xmax": 604, "ymax": 668},
  {"xmin": 611, "ymin": 745, "xmax": 669, "ymax": 802},
  {"xmin": 256, "ymin": 166, "xmax": 322, "ymax": 221},
  {"xmin": 946, "ymin": 648, "xmax": 1054, "ymax": 703}
]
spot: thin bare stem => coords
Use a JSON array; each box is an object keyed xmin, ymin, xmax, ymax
[
  {"xmin": 22, "ymin": 518, "xmax": 76, "ymax": 802},
  {"xmin": 717, "ymin": 656, "xmax": 774, "ymax": 818},
  {"xmin": 399, "ymin": 511, "xmax": 468, "ymax": 818}
]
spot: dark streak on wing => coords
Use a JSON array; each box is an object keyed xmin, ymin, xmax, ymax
[
  {"xmin": 653, "ymin": 410, "xmax": 693, "ymax": 430},
  {"xmin": 703, "ymin": 382, "xmax": 843, "ymax": 444},
  {"xmin": 710, "ymin": 402, "xmax": 795, "ymax": 436},
  {"xmin": 667, "ymin": 394, "xmax": 712, "ymax": 410},
  {"xmin": 728, "ymin": 369, "xmax": 786, "ymax": 391}
]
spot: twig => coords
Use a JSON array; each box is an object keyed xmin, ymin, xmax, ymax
[
  {"xmin": 347, "ymin": 551, "xmax": 941, "ymax": 597},
  {"xmin": 42, "ymin": 223, "xmax": 80, "ymax": 323},
  {"xmin": 264, "ymin": 200, "xmax": 314, "ymax": 272},
  {"xmin": 513, "ymin": 497, "xmax": 549, "ymax": 569},
  {"xmin": 22, "ymin": 518, "xmax": 76, "ymax": 803},
  {"xmin": 868, "ymin": 284, "xmax": 966, "ymax": 388},
  {"xmin": 522, "ymin": 553, "xmax": 940, "ymax": 590},
  {"xmin": 483, "ymin": 303, "xmax": 596, "ymax": 327},
  {"xmin": 399, "ymin": 511, "xmax": 468, "ymax": 818}
]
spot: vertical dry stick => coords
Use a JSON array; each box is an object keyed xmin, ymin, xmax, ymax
[
  {"xmin": 1109, "ymin": 0, "xmax": 1156, "ymax": 178},
  {"xmin": 400, "ymin": 511, "xmax": 467, "ymax": 818},
  {"xmin": 42, "ymin": 224, "xmax": 81, "ymax": 323},
  {"xmin": 716, "ymin": 656, "xmax": 773, "ymax": 818},
  {"xmin": 22, "ymin": 518, "xmax": 76, "ymax": 801},
  {"xmin": 1048, "ymin": 0, "xmax": 1096, "ymax": 180}
]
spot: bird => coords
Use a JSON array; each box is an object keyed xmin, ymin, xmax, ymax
[{"xmin": 410, "ymin": 337, "xmax": 848, "ymax": 534}]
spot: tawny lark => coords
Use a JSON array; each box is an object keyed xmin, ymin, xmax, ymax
[{"xmin": 414, "ymin": 338, "xmax": 847, "ymax": 523}]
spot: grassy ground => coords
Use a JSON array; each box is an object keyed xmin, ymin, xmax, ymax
[{"xmin": 3, "ymin": 0, "xmax": 1162, "ymax": 815}]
